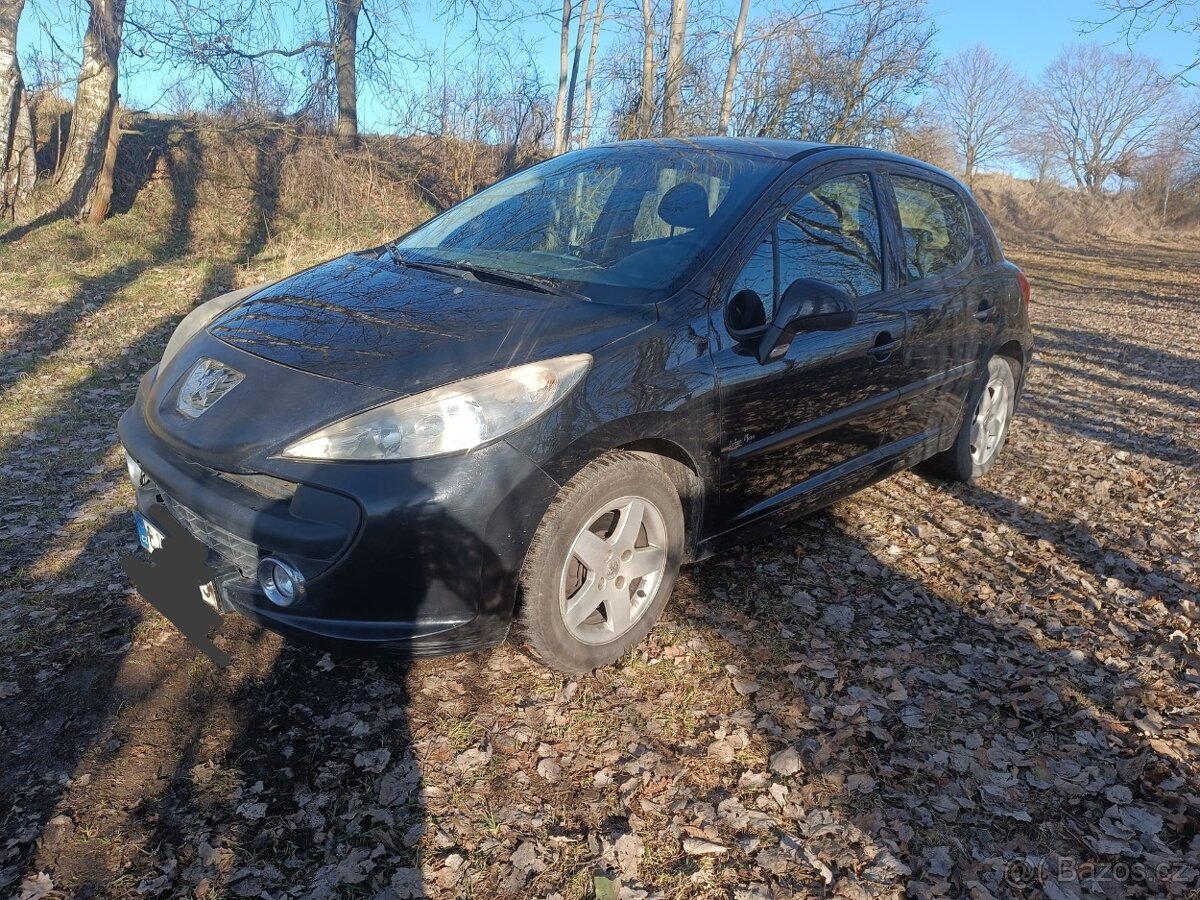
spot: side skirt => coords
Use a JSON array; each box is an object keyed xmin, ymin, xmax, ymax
[{"xmin": 696, "ymin": 429, "xmax": 943, "ymax": 558}]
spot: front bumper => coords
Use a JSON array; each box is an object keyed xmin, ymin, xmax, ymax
[{"xmin": 118, "ymin": 397, "xmax": 561, "ymax": 656}]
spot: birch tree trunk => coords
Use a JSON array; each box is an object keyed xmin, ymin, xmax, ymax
[
  {"xmin": 580, "ymin": 0, "xmax": 604, "ymax": 147},
  {"xmin": 635, "ymin": 0, "xmax": 655, "ymax": 137},
  {"xmin": 662, "ymin": 0, "xmax": 688, "ymax": 136},
  {"xmin": 552, "ymin": 0, "xmax": 571, "ymax": 153},
  {"xmin": 56, "ymin": 0, "xmax": 127, "ymax": 222},
  {"xmin": 563, "ymin": 0, "xmax": 590, "ymax": 150},
  {"xmin": 333, "ymin": 0, "xmax": 362, "ymax": 150},
  {"xmin": 717, "ymin": 0, "xmax": 750, "ymax": 136},
  {"xmin": 0, "ymin": 0, "xmax": 35, "ymax": 220},
  {"xmin": 84, "ymin": 100, "xmax": 120, "ymax": 225}
]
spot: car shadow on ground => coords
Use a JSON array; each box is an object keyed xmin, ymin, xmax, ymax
[
  {"xmin": 0, "ymin": 132, "xmax": 308, "ymax": 896},
  {"xmin": 675, "ymin": 491, "xmax": 1197, "ymax": 896},
  {"xmin": 8, "ymin": 471, "xmax": 534, "ymax": 898},
  {"xmin": 1019, "ymin": 323, "xmax": 1199, "ymax": 470}
]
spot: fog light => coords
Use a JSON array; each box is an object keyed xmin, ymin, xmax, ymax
[{"xmin": 257, "ymin": 558, "xmax": 305, "ymax": 608}]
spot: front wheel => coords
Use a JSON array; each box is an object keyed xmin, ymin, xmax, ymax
[
  {"xmin": 518, "ymin": 452, "xmax": 684, "ymax": 674},
  {"xmin": 924, "ymin": 355, "xmax": 1019, "ymax": 482}
]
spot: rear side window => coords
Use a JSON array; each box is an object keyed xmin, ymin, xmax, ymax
[{"xmin": 891, "ymin": 175, "xmax": 972, "ymax": 282}]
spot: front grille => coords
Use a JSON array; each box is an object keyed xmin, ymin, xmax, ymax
[{"xmin": 162, "ymin": 493, "xmax": 260, "ymax": 576}]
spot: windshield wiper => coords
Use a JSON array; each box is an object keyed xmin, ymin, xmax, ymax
[
  {"xmin": 385, "ymin": 245, "xmax": 456, "ymax": 278},
  {"xmin": 444, "ymin": 261, "xmax": 563, "ymax": 295},
  {"xmin": 385, "ymin": 244, "xmax": 562, "ymax": 295}
]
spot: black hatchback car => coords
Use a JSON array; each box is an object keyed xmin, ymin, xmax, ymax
[{"xmin": 119, "ymin": 137, "xmax": 1032, "ymax": 673}]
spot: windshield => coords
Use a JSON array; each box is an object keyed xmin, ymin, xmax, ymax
[{"xmin": 391, "ymin": 145, "xmax": 788, "ymax": 303}]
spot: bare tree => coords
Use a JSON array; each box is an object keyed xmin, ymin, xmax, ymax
[
  {"xmin": 635, "ymin": 0, "xmax": 656, "ymax": 137},
  {"xmin": 56, "ymin": 0, "xmax": 127, "ymax": 223},
  {"xmin": 933, "ymin": 44, "xmax": 1027, "ymax": 185},
  {"xmin": 333, "ymin": 0, "xmax": 363, "ymax": 148},
  {"xmin": 1098, "ymin": 0, "xmax": 1199, "ymax": 78},
  {"xmin": 1133, "ymin": 127, "xmax": 1189, "ymax": 220},
  {"xmin": 819, "ymin": 0, "xmax": 935, "ymax": 144},
  {"xmin": 661, "ymin": 0, "xmax": 688, "ymax": 135},
  {"xmin": 731, "ymin": 0, "xmax": 934, "ymax": 145},
  {"xmin": 396, "ymin": 42, "xmax": 550, "ymax": 203},
  {"xmin": 717, "ymin": 0, "xmax": 750, "ymax": 135},
  {"xmin": 552, "ymin": 0, "xmax": 571, "ymax": 152},
  {"xmin": 580, "ymin": 0, "xmax": 605, "ymax": 147},
  {"xmin": 564, "ymin": 0, "xmax": 591, "ymax": 148},
  {"xmin": 1036, "ymin": 44, "xmax": 1175, "ymax": 195},
  {"xmin": 890, "ymin": 103, "xmax": 955, "ymax": 169},
  {"xmin": 128, "ymin": 0, "xmax": 411, "ymax": 149},
  {"xmin": 0, "ymin": 0, "xmax": 35, "ymax": 219},
  {"xmin": 1013, "ymin": 126, "xmax": 1061, "ymax": 185}
]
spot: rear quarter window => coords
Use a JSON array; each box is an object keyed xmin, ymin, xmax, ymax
[{"xmin": 891, "ymin": 175, "xmax": 973, "ymax": 282}]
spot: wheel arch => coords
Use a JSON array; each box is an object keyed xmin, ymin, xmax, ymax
[
  {"xmin": 995, "ymin": 339, "xmax": 1030, "ymax": 402},
  {"xmin": 618, "ymin": 438, "xmax": 706, "ymax": 563}
]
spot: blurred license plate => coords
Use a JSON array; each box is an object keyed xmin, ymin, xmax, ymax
[
  {"xmin": 135, "ymin": 512, "xmax": 165, "ymax": 551},
  {"xmin": 133, "ymin": 512, "xmax": 222, "ymax": 612}
]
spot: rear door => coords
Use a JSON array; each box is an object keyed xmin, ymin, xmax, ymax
[
  {"xmin": 880, "ymin": 168, "xmax": 1002, "ymax": 440},
  {"xmin": 711, "ymin": 164, "xmax": 914, "ymax": 527}
]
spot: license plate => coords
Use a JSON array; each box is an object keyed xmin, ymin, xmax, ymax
[
  {"xmin": 134, "ymin": 512, "xmax": 223, "ymax": 612},
  {"xmin": 135, "ymin": 511, "xmax": 165, "ymax": 551}
]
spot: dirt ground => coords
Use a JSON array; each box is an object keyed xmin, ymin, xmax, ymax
[{"xmin": 0, "ymin": 231, "xmax": 1197, "ymax": 899}]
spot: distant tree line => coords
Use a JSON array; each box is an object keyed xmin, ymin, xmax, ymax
[{"xmin": 0, "ymin": 0, "xmax": 1196, "ymax": 224}]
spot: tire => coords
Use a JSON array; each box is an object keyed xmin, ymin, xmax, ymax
[
  {"xmin": 924, "ymin": 355, "xmax": 1019, "ymax": 482},
  {"xmin": 518, "ymin": 452, "xmax": 685, "ymax": 674}
]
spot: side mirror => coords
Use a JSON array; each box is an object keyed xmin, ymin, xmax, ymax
[
  {"xmin": 725, "ymin": 288, "xmax": 769, "ymax": 343},
  {"xmin": 757, "ymin": 278, "xmax": 856, "ymax": 364}
]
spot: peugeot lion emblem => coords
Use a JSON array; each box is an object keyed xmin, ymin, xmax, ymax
[{"xmin": 177, "ymin": 358, "xmax": 245, "ymax": 418}]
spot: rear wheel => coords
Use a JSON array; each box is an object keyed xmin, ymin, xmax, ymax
[
  {"xmin": 518, "ymin": 452, "xmax": 684, "ymax": 674},
  {"xmin": 925, "ymin": 355, "xmax": 1019, "ymax": 482}
]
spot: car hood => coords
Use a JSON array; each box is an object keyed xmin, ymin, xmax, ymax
[{"xmin": 207, "ymin": 253, "xmax": 655, "ymax": 395}]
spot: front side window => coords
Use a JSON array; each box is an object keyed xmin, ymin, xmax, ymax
[
  {"xmin": 726, "ymin": 173, "xmax": 883, "ymax": 334},
  {"xmin": 776, "ymin": 174, "xmax": 883, "ymax": 297},
  {"xmin": 726, "ymin": 237, "xmax": 775, "ymax": 331},
  {"xmin": 891, "ymin": 175, "xmax": 973, "ymax": 282},
  {"xmin": 393, "ymin": 147, "xmax": 786, "ymax": 303}
]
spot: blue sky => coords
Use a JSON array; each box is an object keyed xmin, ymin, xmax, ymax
[
  {"xmin": 930, "ymin": 0, "xmax": 1198, "ymax": 77},
  {"xmin": 18, "ymin": 0, "xmax": 1198, "ymax": 130}
]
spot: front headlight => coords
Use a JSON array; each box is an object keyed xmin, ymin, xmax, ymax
[{"xmin": 280, "ymin": 354, "xmax": 592, "ymax": 461}]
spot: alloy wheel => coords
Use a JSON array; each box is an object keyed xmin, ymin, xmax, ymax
[
  {"xmin": 559, "ymin": 495, "xmax": 669, "ymax": 645},
  {"xmin": 970, "ymin": 361, "xmax": 1013, "ymax": 468}
]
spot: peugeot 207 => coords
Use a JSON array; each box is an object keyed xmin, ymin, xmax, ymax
[{"xmin": 118, "ymin": 137, "xmax": 1033, "ymax": 674}]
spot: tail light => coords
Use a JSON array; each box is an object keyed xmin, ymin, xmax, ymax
[{"xmin": 1016, "ymin": 269, "xmax": 1031, "ymax": 305}]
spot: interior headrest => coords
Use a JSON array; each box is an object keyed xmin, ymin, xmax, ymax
[{"xmin": 658, "ymin": 182, "xmax": 711, "ymax": 230}]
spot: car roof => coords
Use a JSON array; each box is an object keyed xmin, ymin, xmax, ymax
[
  {"xmin": 598, "ymin": 136, "xmax": 966, "ymax": 190},
  {"xmin": 597, "ymin": 136, "xmax": 827, "ymax": 160}
]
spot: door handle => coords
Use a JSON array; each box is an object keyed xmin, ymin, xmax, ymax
[
  {"xmin": 975, "ymin": 291, "xmax": 997, "ymax": 322},
  {"xmin": 869, "ymin": 332, "xmax": 900, "ymax": 361}
]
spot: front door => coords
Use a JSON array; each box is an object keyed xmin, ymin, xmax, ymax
[{"xmin": 712, "ymin": 169, "xmax": 912, "ymax": 528}]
